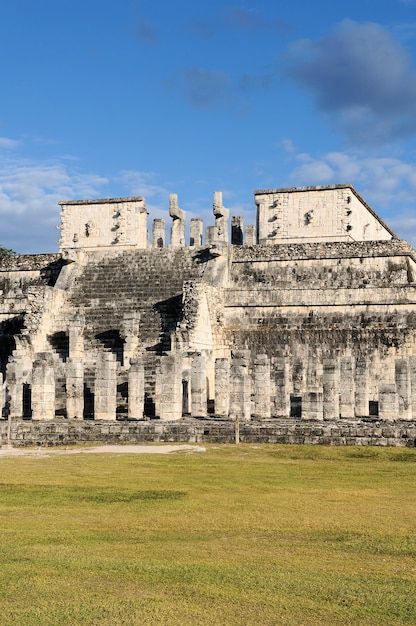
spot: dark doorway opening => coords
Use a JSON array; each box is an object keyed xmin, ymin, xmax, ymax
[
  {"xmin": 83, "ymin": 384, "xmax": 94, "ymax": 420},
  {"xmin": 23, "ymin": 383, "xmax": 32, "ymax": 419},
  {"xmin": 182, "ymin": 380, "xmax": 189, "ymax": 415},
  {"xmin": 290, "ymin": 395, "xmax": 302, "ymax": 418},
  {"xmin": 369, "ymin": 400, "xmax": 379, "ymax": 417}
]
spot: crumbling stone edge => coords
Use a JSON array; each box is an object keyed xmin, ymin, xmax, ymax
[{"xmin": 1, "ymin": 419, "xmax": 416, "ymax": 448}]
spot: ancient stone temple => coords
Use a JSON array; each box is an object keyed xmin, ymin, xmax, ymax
[{"xmin": 1, "ymin": 183, "xmax": 416, "ymax": 425}]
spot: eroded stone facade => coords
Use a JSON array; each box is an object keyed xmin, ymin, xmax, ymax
[{"xmin": 1, "ymin": 183, "xmax": 415, "ymax": 425}]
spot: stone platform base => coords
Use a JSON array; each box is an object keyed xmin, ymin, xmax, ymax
[{"xmin": 1, "ymin": 418, "xmax": 416, "ymax": 448}]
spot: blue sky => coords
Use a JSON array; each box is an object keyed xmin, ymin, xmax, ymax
[{"xmin": 1, "ymin": 0, "xmax": 416, "ymax": 252}]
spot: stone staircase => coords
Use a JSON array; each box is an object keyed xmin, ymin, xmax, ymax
[{"xmin": 69, "ymin": 248, "xmax": 203, "ymax": 352}]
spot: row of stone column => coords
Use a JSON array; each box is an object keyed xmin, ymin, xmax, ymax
[
  {"xmin": 151, "ymin": 192, "xmax": 256, "ymax": 248},
  {"xmin": 159, "ymin": 351, "xmax": 416, "ymax": 421},
  {"xmin": 4, "ymin": 350, "xmax": 416, "ymax": 421},
  {"xmin": 4, "ymin": 352, "xmax": 146, "ymax": 421},
  {"xmin": 152, "ymin": 217, "xmax": 256, "ymax": 248}
]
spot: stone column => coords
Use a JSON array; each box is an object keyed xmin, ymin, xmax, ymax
[
  {"xmin": 354, "ymin": 357, "xmax": 369, "ymax": 417},
  {"xmin": 128, "ymin": 358, "xmax": 145, "ymax": 419},
  {"xmin": 215, "ymin": 358, "xmax": 229, "ymax": 417},
  {"xmin": 137, "ymin": 205, "xmax": 148, "ymax": 249},
  {"xmin": 94, "ymin": 352, "xmax": 117, "ymax": 420},
  {"xmin": 152, "ymin": 219, "xmax": 165, "ymax": 248},
  {"xmin": 66, "ymin": 314, "xmax": 85, "ymax": 419},
  {"xmin": 169, "ymin": 194, "xmax": 185, "ymax": 248},
  {"xmin": 191, "ymin": 353, "xmax": 207, "ymax": 418},
  {"xmin": 379, "ymin": 384, "xmax": 398, "ymax": 421},
  {"xmin": 0, "ymin": 372, "xmax": 3, "ymax": 418},
  {"xmin": 410, "ymin": 355, "xmax": 416, "ymax": 420},
  {"xmin": 395, "ymin": 359, "xmax": 412, "ymax": 420},
  {"xmin": 292, "ymin": 359, "xmax": 303, "ymax": 395},
  {"xmin": 120, "ymin": 312, "xmax": 140, "ymax": 367},
  {"xmin": 206, "ymin": 226, "xmax": 216, "ymax": 245},
  {"xmin": 340, "ymin": 355, "xmax": 355, "ymax": 418},
  {"xmin": 69, "ymin": 315, "xmax": 85, "ymax": 361},
  {"xmin": 229, "ymin": 351, "xmax": 251, "ymax": 421},
  {"xmin": 244, "ymin": 225, "xmax": 256, "ymax": 246},
  {"xmin": 66, "ymin": 360, "xmax": 84, "ymax": 419},
  {"xmin": 323, "ymin": 356, "xmax": 340, "ymax": 420},
  {"xmin": 5, "ymin": 360, "xmax": 23, "ymax": 419},
  {"xmin": 231, "ymin": 216, "xmax": 243, "ymax": 245},
  {"xmin": 302, "ymin": 391, "xmax": 323, "ymax": 421},
  {"xmin": 273, "ymin": 356, "xmax": 290, "ymax": 417},
  {"xmin": 154, "ymin": 358, "xmax": 161, "ymax": 418},
  {"xmin": 253, "ymin": 354, "xmax": 271, "ymax": 420},
  {"xmin": 32, "ymin": 353, "xmax": 55, "ymax": 421},
  {"xmin": 159, "ymin": 354, "xmax": 183, "ymax": 420},
  {"xmin": 190, "ymin": 218, "xmax": 203, "ymax": 247},
  {"xmin": 213, "ymin": 192, "xmax": 229, "ymax": 243}
]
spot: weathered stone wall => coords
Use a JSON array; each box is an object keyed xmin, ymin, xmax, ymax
[
  {"xmin": 224, "ymin": 238, "xmax": 416, "ymax": 421},
  {"xmin": 0, "ymin": 254, "xmax": 64, "ymax": 378},
  {"xmin": 255, "ymin": 185, "xmax": 394, "ymax": 244},
  {"xmin": 58, "ymin": 197, "xmax": 148, "ymax": 250},
  {"xmin": 1, "ymin": 418, "xmax": 415, "ymax": 448}
]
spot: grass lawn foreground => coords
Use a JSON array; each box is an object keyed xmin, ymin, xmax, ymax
[{"xmin": 1, "ymin": 443, "xmax": 416, "ymax": 625}]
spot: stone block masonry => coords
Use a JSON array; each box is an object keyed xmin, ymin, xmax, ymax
[
  {"xmin": 2, "ymin": 183, "xmax": 416, "ymax": 439},
  {"xmin": 1, "ymin": 418, "xmax": 416, "ymax": 448}
]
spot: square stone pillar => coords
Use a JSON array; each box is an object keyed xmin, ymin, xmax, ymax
[
  {"xmin": 323, "ymin": 356, "xmax": 340, "ymax": 420},
  {"xmin": 69, "ymin": 316, "xmax": 84, "ymax": 361},
  {"xmin": 0, "ymin": 372, "xmax": 3, "ymax": 417},
  {"xmin": 213, "ymin": 191, "xmax": 229, "ymax": 243},
  {"xmin": 215, "ymin": 358, "xmax": 229, "ymax": 417},
  {"xmin": 306, "ymin": 348, "xmax": 322, "ymax": 389},
  {"xmin": 5, "ymin": 360, "xmax": 23, "ymax": 419},
  {"xmin": 340, "ymin": 356, "xmax": 355, "ymax": 418},
  {"xmin": 302, "ymin": 391, "xmax": 323, "ymax": 421},
  {"xmin": 253, "ymin": 354, "xmax": 271, "ymax": 420},
  {"xmin": 410, "ymin": 356, "xmax": 416, "ymax": 420},
  {"xmin": 190, "ymin": 218, "xmax": 203, "ymax": 247},
  {"xmin": 159, "ymin": 354, "xmax": 183, "ymax": 420},
  {"xmin": 379, "ymin": 384, "xmax": 398, "ymax": 421},
  {"xmin": 152, "ymin": 219, "xmax": 165, "ymax": 248},
  {"xmin": 355, "ymin": 357, "xmax": 369, "ymax": 417},
  {"xmin": 191, "ymin": 353, "xmax": 207, "ymax": 418},
  {"xmin": 137, "ymin": 206, "xmax": 148, "ymax": 249},
  {"xmin": 121, "ymin": 312, "xmax": 140, "ymax": 366},
  {"xmin": 273, "ymin": 357, "xmax": 290, "ymax": 416},
  {"xmin": 154, "ymin": 358, "xmax": 161, "ymax": 418},
  {"xmin": 128, "ymin": 358, "xmax": 145, "ymax": 419},
  {"xmin": 244, "ymin": 224, "xmax": 256, "ymax": 246},
  {"xmin": 94, "ymin": 352, "xmax": 117, "ymax": 420},
  {"xmin": 66, "ymin": 360, "xmax": 84, "ymax": 419},
  {"xmin": 169, "ymin": 194, "xmax": 185, "ymax": 248},
  {"xmin": 206, "ymin": 226, "xmax": 216, "ymax": 245},
  {"xmin": 229, "ymin": 351, "xmax": 251, "ymax": 422},
  {"xmin": 231, "ymin": 216, "xmax": 243, "ymax": 245},
  {"xmin": 395, "ymin": 359, "xmax": 412, "ymax": 420},
  {"xmin": 32, "ymin": 353, "xmax": 55, "ymax": 421}
]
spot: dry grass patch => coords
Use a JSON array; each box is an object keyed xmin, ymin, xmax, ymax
[{"xmin": 0, "ymin": 444, "xmax": 415, "ymax": 625}]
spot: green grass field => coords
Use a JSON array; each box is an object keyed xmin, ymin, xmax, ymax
[{"xmin": 1, "ymin": 444, "xmax": 416, "ymax": 625}]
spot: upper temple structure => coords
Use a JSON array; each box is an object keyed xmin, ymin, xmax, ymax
[{"xmin": 1, "ymin": 182, "xmax": 415, "ymax": 424}]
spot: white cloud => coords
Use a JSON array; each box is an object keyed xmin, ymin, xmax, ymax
[
  {"xmin": 286, "ymin": 20, "xmax": 416, "ymax": 145},
  {"xmin": 0, "ymin": 156, "xmax": 189, "ymax": 252},
  {"xmin": 279, "ymin": 138, "xmax": 297, "ymax": 153},
  {"xmin": 290, "ymin": 151, "xmax": 416, "ymax": 200},
  {"xmin": 0, "ymin": 159, "xmax": 109, "ymax": 253},
  {"xmin": 0, "ymin": 137, "xmax": 21, "ymax": 150},
  {"xmin": 118, "ymin": 170, "xmax": 169, "ymax": 199}
]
